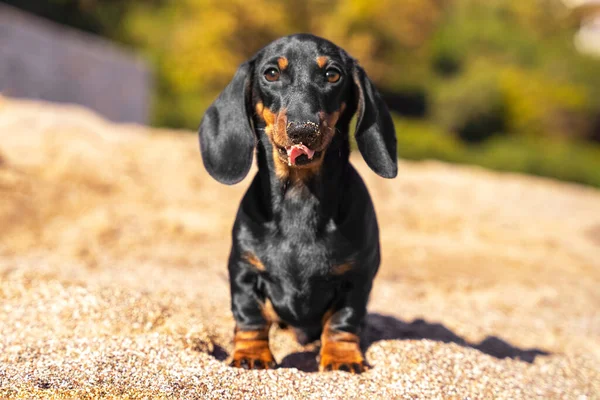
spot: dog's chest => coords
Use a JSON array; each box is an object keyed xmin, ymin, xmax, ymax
[
  {"xmin": 262, "ymin": 218, "xmax": 348, "ymax": 273},
  {"xmin": 277, "ymin": 185, "xmax": 321, "ymax": 236},
  {"xmin": 255, "ymin": 184, "xmax": 359, "ymax": 274},
  {"xmin": 259, "ymin": 232, "xmax": 343, "ymax": 318}
]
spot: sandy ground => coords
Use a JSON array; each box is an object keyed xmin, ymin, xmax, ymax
[{"xmin": 0, "ymin": 97, "xmax": 599, "ymax": 399}]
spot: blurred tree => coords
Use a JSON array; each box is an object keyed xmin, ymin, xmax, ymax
[
  {"xmin": 4, "ymin": 0, "xmax": 600, "ymax": 143},
  {"xmin": 0, "ymin": 0, "xmax": 156, "ymax": 37},
  {"xmin": 428, "ymin": 0, "xmax": 600, "ymax": 140},
  {"xmin": 123, "ymin": 0, "xmax": 446, "ymax": 127},
  {"xmin": 4, "ymin": 0, "xmax": 600, "ymax": 186},
  {"xmin": 433, "ymin": 63, "xmax": 506, "ymax": 142}
]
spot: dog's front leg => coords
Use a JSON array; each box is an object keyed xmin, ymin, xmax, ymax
[
  {"xmin": 228, "ymin": 256, "xmax": 276, "ymax": 370},
  {"xmin": 319, "ymin": 279, "xmax": 372, "ymax": 373}
]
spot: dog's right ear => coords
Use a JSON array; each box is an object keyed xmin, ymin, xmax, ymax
[{"xmin": 199, "ymin": 62, "xmax": 255, "ymax": 185}]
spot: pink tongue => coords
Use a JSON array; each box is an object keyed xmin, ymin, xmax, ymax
[{"xmin": 286, "ymin": 144, "xmax": 315, "ymax": 166}]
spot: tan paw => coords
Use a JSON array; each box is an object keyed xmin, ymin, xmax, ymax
[
  {"xmin": 230, "ymin": 328, "xmax": 276, "ymax": 370},
  {"xmin": 319, "ymin": 340, "xmax": 370, "ymax": 373},
  {"xmin": 229, "ymin": 351, "xmax": 277, "ymax": 370}
]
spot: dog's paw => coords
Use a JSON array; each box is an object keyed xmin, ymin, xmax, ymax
[
  {"xmin": 320, "ymin": 360, "xmax": 370, "ymax": 373},
  {"xmin": 319, "ymin": 341, "xmax": 370, "ymax": 373},
  {"xmin": 229, "ymin": 339, "xmax": 277, "ymax": 370},
  {"xmin": 229, "ymin": 353, "xmax": 277, "ymax": 370},
  {"xmin": 230, "ymin": 328, "xmax": 277, "ymax": 370}
]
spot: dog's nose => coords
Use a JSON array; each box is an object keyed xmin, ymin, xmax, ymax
[{"xmin": 287, "ymin": 121, "xmax": 319, "ymax": 144}]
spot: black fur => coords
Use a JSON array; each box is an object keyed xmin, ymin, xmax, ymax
[
  {"xmin": 199, "ymin": 62, "xmax": 255, "ymax": 185},
  {"xmin": 198, "ymin": 34, "xmax": 397, "ymax": 368}
]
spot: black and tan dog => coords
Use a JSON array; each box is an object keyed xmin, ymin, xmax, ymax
[{"xmin": 199, "ymin": 34, "xmax": 397, "ymax": 373}]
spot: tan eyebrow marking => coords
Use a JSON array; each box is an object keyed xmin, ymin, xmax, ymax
[
  {"xmin": 316, "ymin": 56, "xmax": 328, "ymax": 68},
  {"xmin": 277, "ymin": 57, "xmax": 288, "ymax": 70}
]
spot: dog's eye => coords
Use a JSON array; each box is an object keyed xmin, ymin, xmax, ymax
[
  {"xmin": 264, "ymin": 68, "xmax": 280, "ymax": 82},
  {"xmin": 325, "ymin": 68, "xmax": 341, "ymax": 83}
]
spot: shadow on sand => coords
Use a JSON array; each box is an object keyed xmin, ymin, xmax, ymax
[{"xmin": 276, "ymin": 313, "xmax": 549, "ymax": 372}]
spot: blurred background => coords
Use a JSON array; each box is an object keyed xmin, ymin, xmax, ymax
[{"xmin": 1, "ymin": 0, "xmax": 600, "ymax": 187}]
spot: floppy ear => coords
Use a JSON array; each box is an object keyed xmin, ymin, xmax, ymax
[
  {"xmin": 352, "ymin": 64, "xmax": 398, "ymax": 178},
  {"xmin": 199, "ymin": 62, "xmax": 255, "ymax": 185}
]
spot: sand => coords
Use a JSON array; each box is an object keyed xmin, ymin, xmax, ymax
[{"xmin": 0, "ymin": 97, "xmax": 599, "ymax": 399}]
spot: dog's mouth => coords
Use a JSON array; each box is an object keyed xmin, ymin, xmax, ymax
[{"xmin": 276, "ymin": 144, "xmax": 320, "ymax": 166}]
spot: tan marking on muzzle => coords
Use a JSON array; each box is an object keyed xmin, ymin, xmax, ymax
[
  {"xmin": 256, "ymin": 101, "xmax": 346, "ymax": 184},
  {"xmin": 317, "ymin": 102, "xmax": 346, "ymax": 149}
]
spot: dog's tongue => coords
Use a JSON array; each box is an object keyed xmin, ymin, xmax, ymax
[{"xmin": 286, "ymin": 144, "xmax": 315, "ymax": 166}]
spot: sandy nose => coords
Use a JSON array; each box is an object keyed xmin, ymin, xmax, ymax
[{"xmin": 286, "ymin": 121, "xmax": 319, "ymax": 145}]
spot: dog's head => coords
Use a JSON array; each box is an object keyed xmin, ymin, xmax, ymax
[{"xmin": 199, "ymin": 34, "xmax": 397, "ymax": 185}]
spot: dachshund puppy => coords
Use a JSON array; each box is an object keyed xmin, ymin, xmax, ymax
[{"xmin": 199, "ymin": 34, "xmax": 397, "ymax": 373}]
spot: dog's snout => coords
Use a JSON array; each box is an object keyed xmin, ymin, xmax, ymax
[{"xmin": 286, "ymin": 121, "xmax": 319, "ymax": 144}]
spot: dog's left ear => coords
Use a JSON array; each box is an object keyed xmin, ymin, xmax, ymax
[
  {"xmin": 352, "ymin": 64, "xmax": 398, "ymax": 178},
  {"xmin": 199, "ymin": 62, "xmax": 255, "ymax": 185}
]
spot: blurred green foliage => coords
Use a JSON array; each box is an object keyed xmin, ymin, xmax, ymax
[
  {"xmin": 395, "ymin": 117, "xmax": 600, "ymax": 187},
  {"xmin": 1, "ymin": 0, "xmax": 139, "ymax": 37},
  {"xmin": 120, "ymin": 0, "xmax": 444, "ymax": 128},
  {"xmin": 4, "ymin": 0, "xmax": 600, "ymax": 187},
  {"xmin": 427, "ymin": 1, "xmax": 600, "ymax": 141}
]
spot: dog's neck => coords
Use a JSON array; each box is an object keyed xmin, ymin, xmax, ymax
[{"xmin": 254, "ymin": 124, "xmax": 351, "ymax": 229}]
